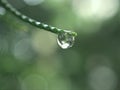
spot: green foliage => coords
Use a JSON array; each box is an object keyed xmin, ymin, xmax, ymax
[{"xmin": 0, "ymin": 0, "xmax": 119, "ymax": 90}]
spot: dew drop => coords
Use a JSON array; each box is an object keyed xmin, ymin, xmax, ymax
[{"xmin": 57, "ymin": 31, "xmax": 75, "ymax": 49}]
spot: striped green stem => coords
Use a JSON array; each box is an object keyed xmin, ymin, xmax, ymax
[{"xmin": 0, "ymin": 0, "xmax": 77, "ymax": 36}]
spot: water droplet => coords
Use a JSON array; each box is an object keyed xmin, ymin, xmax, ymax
[{"xmin": 57, "ymin": 31, "xmax": 75, "ymax": 49}]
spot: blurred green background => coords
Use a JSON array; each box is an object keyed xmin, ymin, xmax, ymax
[{"xmin": 0, "ymin": 0, "xmax": 120, "ymax": 90}]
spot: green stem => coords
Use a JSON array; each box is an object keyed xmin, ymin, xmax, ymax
[{"xmin": 0, "ymin": 0, "xmax": 77, "ymax": 36}]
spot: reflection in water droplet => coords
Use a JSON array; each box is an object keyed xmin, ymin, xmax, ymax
[{"xmin": 57, "ymin": 31, "xmax": 75, "ymax": 49}]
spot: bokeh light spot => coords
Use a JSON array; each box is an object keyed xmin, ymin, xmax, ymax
[
  {"xmin": 0, "ymin": 7, "xmax": 6, "ymax": 16},
  {"xmin": 88, "ymin": 66, "xmax": 117, "ymax": 90},
  {"xmin": 32, "ymin": 31, "xmax": 57, "ymax": 55},
  {"xmin": 20, "ymin": 74, "xmax": 48, "ymax": 90},
  {"xmin": 13, "ymin": 38, "xmax": 34, "ymax": 61},
  {"xmin": 73, "ymin": 0, "xmax": 119, "ymax": 21}
]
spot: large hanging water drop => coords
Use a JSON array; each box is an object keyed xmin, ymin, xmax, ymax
[{"xmin": 57, "ymin": 31, "xmax": 75, "ymax": 49}]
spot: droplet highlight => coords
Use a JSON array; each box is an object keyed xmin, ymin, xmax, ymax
[{"xmin": 57, "ymin": 31, "xmax": 75, "ymax": 49}]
